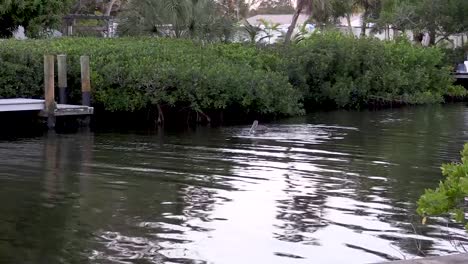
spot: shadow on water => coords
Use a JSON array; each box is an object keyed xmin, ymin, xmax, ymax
[
  {"xmin": 0, "ymin": 104, "xmax": 468, "ymax": 263},
  {"xmin": 0, "ymin": 131, "xmax": 95, "ymax": 263}
]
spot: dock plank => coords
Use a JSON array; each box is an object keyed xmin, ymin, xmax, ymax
[
  {"xmin": 46, "ymin": 104, "xmax": 94, "ymax": 116},
  {"xmin": 0, "ymin": 98, "xmax": 93, "ymax": 116},
  {"xmin": 455, "ymin": 73, "xmax": 468, "ymax": 79},
  {"xmin": 377, "ymin": 253, "xmax": 468, "ymax": 264},
  {"xmin": 0, "ymin": 99, "xmax": 45, "ymax": 112}
]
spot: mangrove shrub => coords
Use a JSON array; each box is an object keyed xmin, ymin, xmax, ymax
[
  {"xmin": 0, "ymin": 33, "xmax": 462, "ymax": 122},
  {"xmin": 0, "ymin": 38, "xmax": 302, "ymax": 121},
  {"xmin": 284, "ymin": 32, "xmax": 463, "ymax": 109},
  {"xmin": 418, "ymin": 143, "xmax": 468, "ymax": 231}
]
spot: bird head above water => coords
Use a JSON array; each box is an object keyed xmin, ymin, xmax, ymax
[{"xmin": 249, "ymin": 120, "xmax": 267, "ymax": 134}]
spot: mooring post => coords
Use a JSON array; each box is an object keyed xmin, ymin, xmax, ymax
[
  {"xmin": 44, "ymin": 55, "xmax": 56, "ymax": 129},
  {"xmin": 80, "ymin": 55, "xmax": 92, "ymax": 127},
  {"xmin": 80, "ymin": 55, "xmax": 91, "ymax": 106},
  {"xmin": 57, "ymin": 54, "xmax": 68, "ymax": 104}
]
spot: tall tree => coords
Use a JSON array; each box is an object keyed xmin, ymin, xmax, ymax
[
  {"xmin": 284, "ymin": 0, "xmax": 312, "ymax": 44},
  {"xmin": 355, "ymin": 0, "xmax": 381, "ymax": 37},
  {"xmin": 70, "ymin": 0, "xmax": 127, "ymax": 15},
  {"xmin": 104, "ymin": 0, "xmax": 118, "ymax": 16},
  {"xmin": 246, "ymin": 0, "xmax": 264, "ymax": 10},
  {"xmin": 218, "ymin": 0, "xmax": 250, "ymax": 19},
  {"xmin": 375, "ymin": 0, "xmax": 468, "ymax": 45},
  {"xmin": 0, "ymin": 0, "xmax": 72, "ymax": 38},
  {"xmin": 330, "ymin": 0, "xmax": 358, "ymax": 34},
  {"xmin": 250, "ymin": 0, "xmax": 295, "ymax": 15},
  {"xmin": 413, "ymin": 0, "xmax": 468, "ymax": 45},
  {"xmin": 309, "ymin": 0, "xmax": 333, "ymax": 27}
]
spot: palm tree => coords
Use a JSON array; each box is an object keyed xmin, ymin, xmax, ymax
[
  {"xmin": 104, "ymin": 0, "xmax": 118, "ymax": 16},
  {"xmin": 330, "ymin": 0, "xmax": 359, "ymax": 34},
  {"xmin": 259, "ymin": 19, "xmax": 281, "ymax": 44},
  {"xmin": 119, "ymin": 0, "xmax": 233, "ymax": 40},
  {"xmin": 278, "ymin": 21, "xmax": 311, "ymax": 44},
  {"xmin": 311, "ymin": 0, "xmax": 338, "ymax": 30},
  {"xmin": 284, "ymin": 0, "xmax": 383, "ymax": 42},
  {"xmin": 284, "ymin": 0, "xmax": 312, "ymax": 44},
  {"xmin": 243, "ymin": 20, "xmax": 262, "ymax": 43}
]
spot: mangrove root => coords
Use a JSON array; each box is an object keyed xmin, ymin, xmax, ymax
[
  {"xmin": 197, "ymin": 110, "xmax": 211, "ymax": 123},
  {"xmin": 156, "ymin": 104, "xmax": 164, "ymax": 126}
]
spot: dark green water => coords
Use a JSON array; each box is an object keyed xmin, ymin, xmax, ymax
[{"xmin": 1, "ymin": 104, "xmax": 468, "ymax": 264}]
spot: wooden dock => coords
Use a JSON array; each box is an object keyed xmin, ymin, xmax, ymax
[
  {"xmin": 0, "ymin": 54, "xmax": 94, "ymax": 129},
  {"xmin": 0, "ymin": 99, "xmax": 93, "ymax": 116},
  {"xmin": 378, "ymin": 253, "xmax": 468, "ymax": 264},
  {"xmin": 455, "ymin": 73, "xmax": 468, "ymax": 80},
  {"xmin": 455, "ymin": 73, "xmax": 468, "ymax": 88}
]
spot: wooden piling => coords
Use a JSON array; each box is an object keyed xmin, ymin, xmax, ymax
[
  {"xmin": 80, "ymin": 56, "xmax": 91, "ymax": 106},
  {"xmin": 44, "ymin": 55, "xmax": 56, "ymax": 129},
  {"xmin": 67, "ymin": 25, "xmax": 73, "ymax": 36},
  {"xmin": 80, "ymin": 55, "xmax": 92, "ymax": 127},
  {"xmin": 57, "ymin": 54, "xmax": 68, "ymax": 104}
]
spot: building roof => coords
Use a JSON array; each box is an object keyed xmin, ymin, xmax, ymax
[
  {"xmin": 341, "ymin": 15, "xmax": 362, "ymax": 27},
  {"xmin": 246, "ymin": 14, "xmax": 363, "ymax": 27},
  {"xmin": 246, "ymin": 14, "xmax": 309, "ymax": 26}
]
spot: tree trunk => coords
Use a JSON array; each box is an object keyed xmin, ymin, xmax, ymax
[
  {"xmin": 71, "ymin": 0, "xmax": 82, "ymax": 14},
  {"xmin": 429, "ymin": 29, "xmax": 436, "ymax": 46},
  {"xmin": 284, "ymin": 3, "xmax": 304, "ymax": 44},
  {"xmin": 346, "ymin": 13, "xmax": 353, "ymax": 35},
  {"xmin": 393, "ymin": 28, "xmax": 399, "ymax": 40},
  {"xmin": 198, "ymin": 110, "xmax": 211, "ymax": 123},
  {"xmin": 156, "ymin": 104, "xmax": 164, "ymax": 125},
  {"xmin": 360, "ymin": 10, "xmax": 368, "ymax": 37},
  {"xmin": 436, "ymin": 35, "xmax": 454, "ymax": 48},
  {"xmin": 104, "ymin": 0, "xmax": 118, "ymax": 16}
]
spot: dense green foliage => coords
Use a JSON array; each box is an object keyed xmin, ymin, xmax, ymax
[
  {"xmin": 442, "ymin": 45, "xmax": 468, "ymax": 67},
  {"xmin": 376, "ymin": 0, "xmax": 468, "ymax": 45},
  {"xmin": 118, "ymin": 0, "xmax": 237, "ymax": 42},
  {"xmin": 286, "ymin": 0, "xmax": 468, "ymax": 45},
  {"xmin": 0, "ymin": 0, "xmax": 72, "ymax": 38},
  {"xmin": 0, "ymin": 37, "xmax": 302, "ymax": 118},
  {"xmin": 0, "ymin": 33, "xmax": 462, "ymax": 121},
  {"xmin": 417, "ymin": 143, "xmax": 468, "ymax": 230},
  {"xmin": 284, "ymin": 33, "xmax": 463, "ymax": 108}
]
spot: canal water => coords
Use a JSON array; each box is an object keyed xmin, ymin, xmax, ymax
[{"xmin": 1, "ymin": 104, "xmax": 468, "ymax": 264}]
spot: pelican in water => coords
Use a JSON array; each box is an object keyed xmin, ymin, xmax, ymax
[{"xmin": 249, "ymin": 120, "xmax": 268, "ymax": 134}]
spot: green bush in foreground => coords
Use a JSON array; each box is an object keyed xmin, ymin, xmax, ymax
[
  {"xmin": 418, "ymin": 143, "xmax": 468, "ymax": 230},
  {"xmin": 0, "ymin": 38, "xmax": 302, "ymax": 119},
  {"xmin": 284, "ymin": 32, "xmax": 464, "ymax": 109},
  {"xmin": 0, "ymin": 33, "xmax": 463, "ymax": 121}
]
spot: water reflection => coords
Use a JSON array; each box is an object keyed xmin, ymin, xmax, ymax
[
  {"xmin": 0, "ymin": 104, "xmax": 468, "ymax": 264},
  {"xmin": 0, "ymin": 132, "xmax": 94, "ymax": 263}
]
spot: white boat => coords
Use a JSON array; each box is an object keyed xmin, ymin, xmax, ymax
[{"xmin": 456, "ymin": 62, "xmax": 468, "ymax": 73}]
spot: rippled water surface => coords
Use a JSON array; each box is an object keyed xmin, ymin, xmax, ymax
[{"xmin": 1, "ymin": 105, "xmax": 468, "ymax": 264}]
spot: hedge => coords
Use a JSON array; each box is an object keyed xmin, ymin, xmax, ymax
[{"xmin": 0, "ymin": 33, "xmax": 462, "ymax": 122}]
